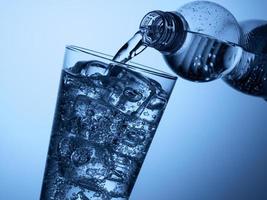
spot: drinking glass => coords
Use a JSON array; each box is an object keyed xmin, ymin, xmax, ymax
[{"xmin": 40, "ymin": 45, "xmax": 177, "ymax": 200}]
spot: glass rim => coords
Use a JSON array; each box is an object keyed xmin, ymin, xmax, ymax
[{"xmin": 66, "ymin": 45, "xmax": 177, "ymax": 80}]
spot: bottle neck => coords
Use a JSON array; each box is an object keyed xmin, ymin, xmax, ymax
[{"xmin": 139, "ymin": 11, "xmax": 187, "ymax": 54}]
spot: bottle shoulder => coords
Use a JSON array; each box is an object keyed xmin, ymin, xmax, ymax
[
  {"xmin": 240, "ymin": 20, "xmax": 267, "ymax": 55},
  {"xmin": 176, "ymin": 1, "xmax": 242, "ymax": 44}
]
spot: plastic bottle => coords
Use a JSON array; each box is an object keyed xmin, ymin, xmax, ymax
[{"xmin": 114, "ymin": 1, "xmax": 267, "ymax": 100}]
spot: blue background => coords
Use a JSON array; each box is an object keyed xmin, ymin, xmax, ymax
[{"xmin": 1, "ymin": 0, "xmax": 267, "ymax": 199}]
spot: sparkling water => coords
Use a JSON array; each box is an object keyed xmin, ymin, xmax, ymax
[{"xmin": 40, "ymin": 61, "xmax": 168, "ymax": 200}]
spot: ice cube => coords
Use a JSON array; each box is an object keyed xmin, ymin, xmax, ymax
[
  {"xmin": 64, "ymin": 95, "xmax": 117, "ymax": 144},
  {"xmin": 101, "ymin": 179, "xmax": 128, "ymax": 198},
  {"xmin": 113, "ymin": 116, "xmax": 158, "ymax": 160},
  {"xmin": 82, "ymin": 100, "xmax": 119, "ymax": 145},
  {"xmin": 59, "ymin": 95, "xmax": 92, "ymax": 137},
  {"xmin": 135, "ymin": 77, "xmax": 168, "ymax": 123},
  {"xmin": 149, "ymin": 78, "xmax": 169, "ymax": 97},
  {"xmin": 109, "ymin": 112, "xmax": 129, "ymax": 148},
  {"xmin": 59, "ymin": 137, "xmax": 113, "ymax": 189},
  {"xmin": 114, "ymin": 128, "xmax": 151, "ymax": 160},
  {"xmin": 66, "ymin": 64, "xmax": 109, "ymax": 102},
  {"xmin": 60, "ymin": 71, "xmax": 104, "ymax": 130},
  {"xmin": 69, "ymin": 61, "xmax": 109, "ymax": 77},
  {"xmin": 139, "ymin": 93, "xmax": 167, "ymax": 123},
  {"xmin": 73, "ymin": 95, "xmax": 94, "ymax": 119},
  {"xmin": 110, "ymin": 153, "xmax": 138, "ymax": 182},
  {"xmin": 105, "ymin": 80, "xmax": 124, "ymax": 106},
  {"xmin": 127, "ymin": 118, "xmax": 156, "ymax": 132},
  {"xmin": 63, "ymin": 184, "xmax": 109, "ymax": 200},
  {"xmin": 106, "ymin": 64, "xmax": 156, "ymax": 116},
  {"xmin": 62, "ymin": 69, "xmax": 92, "ymax": 101},
  {"xmin": 91, "ymin": 153, "xmax": 138, "ymax": 197}
]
